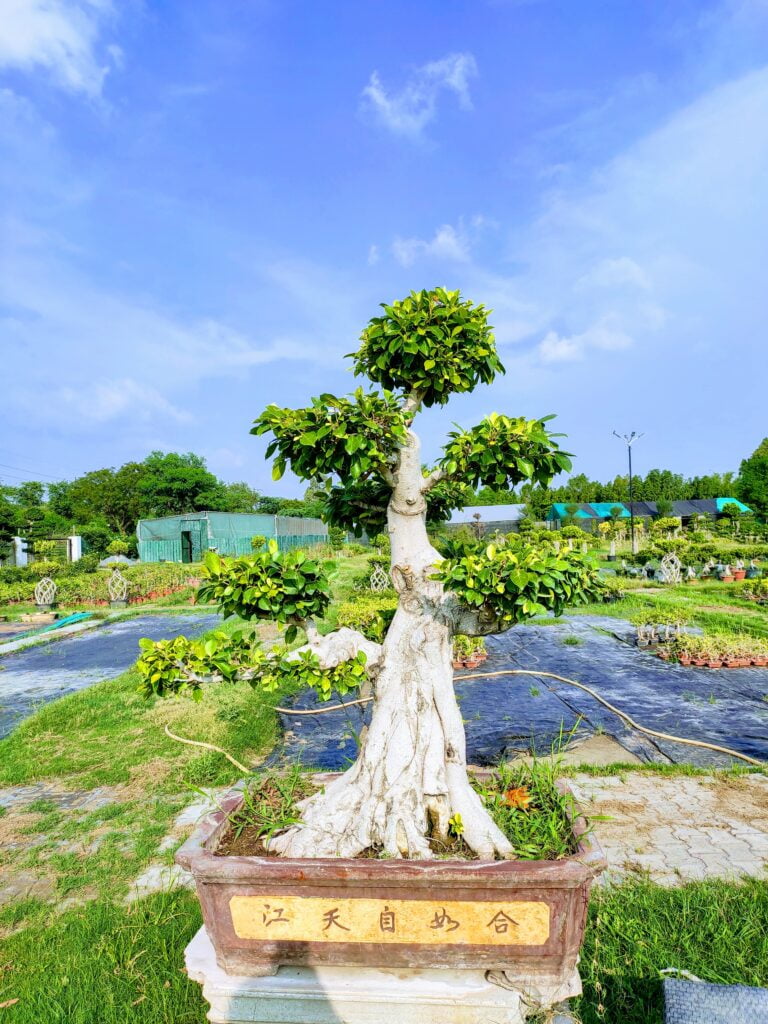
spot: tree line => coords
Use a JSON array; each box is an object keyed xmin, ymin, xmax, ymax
[
  {"xmin": 0, "ymin": 451, "xmax": 327, "ymax": 556},
  {"xmin": 475, "ymin": 439, "xmax": 768, "ymax": 521},
  {"xmin": 1, "ymin": 438, "xmax": 766, "ymax": 557}
]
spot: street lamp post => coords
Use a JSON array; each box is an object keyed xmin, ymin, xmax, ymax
[{"xmin": 613, "ymin": 431, "xmax": 644, "ymax": 554}]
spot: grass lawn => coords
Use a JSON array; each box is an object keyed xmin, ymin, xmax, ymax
[
  {"xmin": 571, "ymin": 578, "xmax": 768, "ymax": 640},
  {"xmin": 1, "ymin": 550, "xmax": 767, "ymax": 1021}
]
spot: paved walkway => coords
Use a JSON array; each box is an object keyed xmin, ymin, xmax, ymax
[
  {"xmin": 572, "ymin": 772, "xmax": 768, "ymax": 885},
  {"xmin": 0, "ymin": 612, "xmax": 220, "ymax": 737}
]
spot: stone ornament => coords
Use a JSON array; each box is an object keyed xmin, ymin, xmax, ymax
[
  {"xmin": 34, "ymin": 576, "xmax": 57, "ymax": 607},
  {"xmin": 107, "ymin": 568, "xmax": 129, "ymax": 602},
  {"xmin": 658, "ymin": 553, "xmax": 683, "ymax": 584},
  {"xmin": 369, "ymin": 563, "xmax": 390, "ymax": 593}
]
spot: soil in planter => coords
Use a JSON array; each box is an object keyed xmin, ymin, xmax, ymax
[{"xmin": 214, "ymin": 761, "xmax": 581, "ymax": 862}]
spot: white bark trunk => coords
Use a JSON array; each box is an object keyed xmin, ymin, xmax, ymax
[{"xmin": 269, "ymin": 430, "xmax": 513, "ymax": 861}]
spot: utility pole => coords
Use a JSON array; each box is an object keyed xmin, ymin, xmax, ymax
[{"xmin": 613, "ymin": 431, "xmax": 644, "ymax": 554}]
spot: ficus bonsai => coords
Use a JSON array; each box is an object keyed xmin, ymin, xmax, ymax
[{"xmin": 138, "ymin": 288, "xmax": 602, "ymax": 860}]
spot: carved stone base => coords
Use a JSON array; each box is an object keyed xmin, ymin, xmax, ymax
[{"xmin": 185, "ymin": 927, "xmax": 579, "ymax": 1024}]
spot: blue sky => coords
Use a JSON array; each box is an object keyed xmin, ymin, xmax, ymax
[{"xmin": 1, "ymin": 0, "xmax": 767, "ymax": 497}]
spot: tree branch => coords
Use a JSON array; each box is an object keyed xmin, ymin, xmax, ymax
[
  {"xmin": 401, "ymin": 390, "xmax": 424, "ymax": 421},
  {"xmin": 443, "ymin": 596, "xmax": 508, "ymax": 637},
  {"xmin": 287, "ymin": 627, "xmax": 384, "ymax": 672},
  {"xmin": 421, "ymin": 466, "xmax": 446, "ymax": 493}
]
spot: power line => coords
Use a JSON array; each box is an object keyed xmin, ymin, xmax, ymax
[{"xmin": 0, "ymin": 462, "xmax": 62, "ymax": 482}]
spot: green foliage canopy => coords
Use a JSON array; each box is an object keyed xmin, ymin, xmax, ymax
[
  {"xmin": 196, "ymin": 543, "xmax": 331, "ymax": 640},
  {"xmin": 137, "ymin": 631, "xmax": 367, "ymax": 703},
  {"xmin": 253, "ymin": 388, "xmax": 408, "ymax": 483},
  {"xmin": 351, "ymin": 288, "xmax": 503, "ymax": 408},
  {"xmin": 738, "ymin": 438, "xmax": 768, "ymax": 517},
  {"xmin": 441, "ymin": 413, "xmax": 571, "ymax": 490},
  {"xmin": 435, "ymin": 540, "xmax": 604, "ymax": 624}
]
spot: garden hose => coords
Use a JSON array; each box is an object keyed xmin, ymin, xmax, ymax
[{"xmin": 272, "ymin": 669, "xmax": 765, "ymax": 768}]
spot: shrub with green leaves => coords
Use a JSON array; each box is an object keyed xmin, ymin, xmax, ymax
[
  {"xmin": 336, "ymin": 594, "xmax": 398, "ymax": 642},
  {"xmin": 137, "ymin": 629, "xmax": 368, "ymax": 704},
  {"xmin": 435, "ymin": 540, "xmax": 603, "ymax": 625},
  {"xmin": 196, "ymin": 542, "xmax": 331, "ymax": 640}
]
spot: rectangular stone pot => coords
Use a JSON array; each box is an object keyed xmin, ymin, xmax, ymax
[{"xmin": 177, "ymin": 778, "xmax": 606, "ymax": 990}]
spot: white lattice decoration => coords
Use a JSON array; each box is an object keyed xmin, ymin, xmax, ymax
[
  {"xmin": 658, "ymin": 553, "xmax": 683, "ymax": 584},
  {"xmin": 108, "ymin": 568, "xmax": 129, "ymax": 602},
  {"xmin": 369, "ymin": 563, "xmax": 390, "ymax": 593},
  {"xmin": 34, "ymin": 576, "xmax": 57, "ymax": 606}
]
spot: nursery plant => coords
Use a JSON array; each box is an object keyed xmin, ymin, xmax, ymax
[{"xmin": 138, "ymin": 288, "xmax": 603, "ymax": 861}]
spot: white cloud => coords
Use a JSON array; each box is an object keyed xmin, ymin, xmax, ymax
[
  {"xmin": 576, "ymin": 256, "xmax": 651, "ymax": 291},
  {"xmin": 537, "ymin": 319, "xmax": 633, "ymax": 364},
  {"xmin": 538, "ymin": 330, "xmax": 582, "ymax": 363},
  {"xmin": 0, "ymin": 0, "xmax": 118, "ymax": 96},
  {"xmin": 367, "ymin": 243, "xmax": 380, "ymax": 266},
  {"xmin": 392, "ymin": 223, "xmax": 470, "ymax": 267},
  {"xmin": 0, "ymin": 221, "xmax": 320, "ymax": 431},
  {"xmin": 54, "ymin": 378, "xmax": 192, "ymax": 424},
  {"xmin": 361, "ymin": 52, "xmax": 477, "ymax": 138}
]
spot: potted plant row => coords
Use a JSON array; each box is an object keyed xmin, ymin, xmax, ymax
[
  {"xmin": 668, "ymin": 632, "xmax": 768, "ymax": 668},
  {"xmin": 631, "ymin": 607, "xmax": 690, "ymax": 647},
  {"xmin": 137, "ymin": 289, "xmax": 607, "ymax": 1010},
  {"xmin": 452, "ymin": 634, "xmax": 488, "ymax": 669}
]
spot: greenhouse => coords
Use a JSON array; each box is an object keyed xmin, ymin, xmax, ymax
[{"xmin": 136, "ymin": 511, "xmax": 327, "ymax": 563}]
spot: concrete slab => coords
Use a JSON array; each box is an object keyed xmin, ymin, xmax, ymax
[{"xmin": 185, "ymin": 926, "xmax": 531, "ymax": 1024}]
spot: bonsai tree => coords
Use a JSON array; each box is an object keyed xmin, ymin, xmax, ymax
[{"xmin": 138, "ymin": 289, "xmax": 602, "ymax": 860}]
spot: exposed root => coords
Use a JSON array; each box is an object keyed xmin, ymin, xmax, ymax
[{"xmin": 288, "ymin": 627, "xmax": 383, "ymax": 672}]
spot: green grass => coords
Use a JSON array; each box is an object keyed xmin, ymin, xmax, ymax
[
  {"xmin": 1, "ymin": 554, "xmax": 767, "ymax": 1020},
  {"xmin": 576, "ymin": 878, "xmax": 768, "ymax": 1023},
  {"xmin": 1, "ymin": 878, "xmax": 765, "ymax": 1023},
  {"xmin": 0, "ymin": 618, "xmax": 290, "ymax": 791},
  {"xmin": 573, "ymin": 579, "xmax": 768, "ymax": 641},
  {"xmin": 0, "ymin": 891, "xmax": 206, "ymax": 1023}
]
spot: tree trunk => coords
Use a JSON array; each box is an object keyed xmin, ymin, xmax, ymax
[{"xmin": 270, "ymin": 430, "xmax": 514, "ymax": 861}]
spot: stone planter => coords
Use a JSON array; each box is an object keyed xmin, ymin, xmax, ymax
[{"xmin": 176, "ymin": 780, "xmax": 606, "ymax": 996}]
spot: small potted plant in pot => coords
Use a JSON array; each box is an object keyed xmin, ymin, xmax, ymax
[
  {"xmin": 138, "ymin": 289, "xmax": 606, "ymax": 1007},
  {"xmin": 675, "ymin": 635, "xmax": 693, "ymax": 666}
]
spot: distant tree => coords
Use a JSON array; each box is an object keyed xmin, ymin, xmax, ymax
[
  {"xmin": 473, "ymin": 486, "xmax": 518, "ymax": 506},
  {"xmin": 737, "ymin": 438, "xmax": 768, "ymax": 518},
  {"xmin": 655, "ymin": 497, "xmax": 674, "ymax": 518},
  {"xmin": 563, "ymin": 502, "xmax": 581, "ymax": 526},
  {"xmin": 276, "ymin": 498, "xmax": 311, "ymax": 517},
  {"xmin": 256, "ymin": 495, "xmax": 282, "ymax": 514},
  {"xmin": 14, "ymin": 481, "xmax": 46, "ymax": 507},
  {"xmin": 219, "ymin": 481, "xmax": 262, "ymax": 513},
  {"xmin": 519, "ymin": 484, "xmax": 552, "ymax": 522},
  {"xmin": 78, "ymin": 518, "xmax": 114, "ymax": 556},
  {"xmin": 0, "ymin": 492, "xmax": 16, "ymax": 557},
  {"xmin": 51, "ymin": 464, "xmax": 148, "ymax": 535},
  {"xmin": 558, "ymin": 473, "xmax": 599, "ymax": 503},
  {"xmin": 138, "ymin": 451, "xmax": 225, "ymax": 517}
]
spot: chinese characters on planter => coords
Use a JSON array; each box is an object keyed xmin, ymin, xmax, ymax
[{"xmin": 253, "ymin": 902, "xmax": 519, "ymax": 938}]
